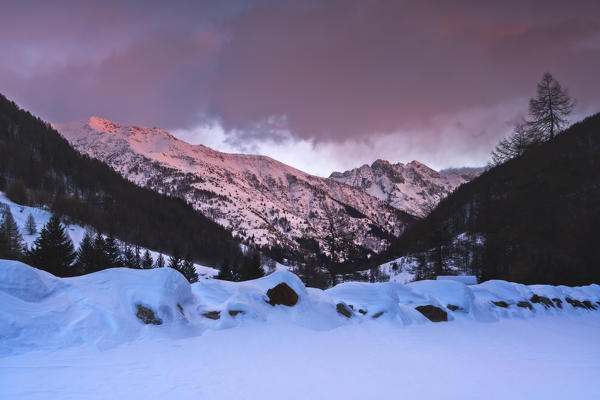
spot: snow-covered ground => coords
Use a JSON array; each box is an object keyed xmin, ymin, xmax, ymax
[{"xmin": 1, "ymin": 260, "xmax": 599, "ymax": 399}]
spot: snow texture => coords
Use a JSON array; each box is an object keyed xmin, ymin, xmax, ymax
[
  {"xmin": 1, "ymin": 260, "xmax": 599, "ymax": 399},
  {"xmin": 1, "ymin": 260, "xmax": 600, "ymax": 399}
]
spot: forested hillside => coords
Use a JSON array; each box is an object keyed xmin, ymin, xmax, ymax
[
  {"xmin": 0, "ymin": 94, "xmax": 247, "ymax": 268},
  {"xmin": 378, "ymin": 113, "xmax": 600, "ymax": 285}
]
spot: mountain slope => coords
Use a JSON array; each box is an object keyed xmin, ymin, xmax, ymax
[
  {"xmin": 0, "ymin": 94, "xmax": 248, "ymax": 268},
  {"xmin": 54, "ymin": 117, "xmax": 416, "ymax": 262},
  {"xmin": 330, "ymin": 160, "xmax": 481, "ymax": 217},
  {"xmin": 378, "ymin": 113, "xmax": 600, "ymax": 285}
]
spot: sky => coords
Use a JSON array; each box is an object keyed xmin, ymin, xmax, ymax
[{"xmin": 1, "ymin": 0, "xmax": 599, "ymax": 176}]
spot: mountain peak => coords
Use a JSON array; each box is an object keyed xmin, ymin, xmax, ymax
[
  {"xmin": 330, "ymin": 159, "xmax": 480, "ymax": 217},
  {"xmin": 88, "ymin": 116, "xmax": 120, "ymax": 133}
]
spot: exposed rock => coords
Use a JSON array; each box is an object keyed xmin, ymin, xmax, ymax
[
  {"xmin": 552, "ymin": 298, "xmax": 563, "ymax": 309},
  {"xmin": 493, "ymin": 301, "xmax": 509, "ymax": 308},
  {"xmin": 447, "ymin": 304, "xmax": 461, "ymax": 312},
  {"xmin": 202, "ymin": 311, "xmax": 221, "ymax": 320},
  {"xmin": 177, "ymin": 303, "xmax": 184, "ymax": 315},
  {"xmin": 358, "ymin": 309, "xmax": 367, "ymax": 315},
  {"xmin": 372, "ymin": 311, "xmax": 384, "ymax": 319},
  {"xmin": 228, "ymin": 310, "xmax": 244, "ymax": 316},
  {"xmin": 415, "ymin": 305, "xmax": 448, "ymax": 322},
  {"xmin": 565, "ymin": 298, "xmax": 585, "ymax": 309},
  {"xmin": 135, "ymin": 304, "xmax": 162, "ymax": 325},
  {"xmin": 336, "ymin": 303, "xmax": 353, "ymax": 318},
  {"xmin": 266, "ymin": 283, "xmax": 299, "ymax": 306},
  {"xmin": 517, "ymin": 301, "xmax": 533, "ymax": 310},
  {"xmin": 530, "ymin": 295, "xmax": 554, "ymax": 308},
  {"xmin": 582, "ymin": 300, "xmax": 597, "ymax": 310}
]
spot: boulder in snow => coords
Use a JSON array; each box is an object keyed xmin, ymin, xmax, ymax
[
  {"xmin": 336, "ymin": 303, "xmax": 353, "ymax": 318},
  {"xmin": 135, "ymin": 304, "xmax": 162, "ymax": 325},
  {"xmin": 266, "ymin": 283, "xmax": 299, "ymax": 306},
  {"xmin": 415, "ymin": 305, "xmax": 448, "ymax": 322}
]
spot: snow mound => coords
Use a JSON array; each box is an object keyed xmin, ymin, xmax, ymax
[{"xmin": 1, "ymin": 260, "xmax": 599, "ymax": 355}]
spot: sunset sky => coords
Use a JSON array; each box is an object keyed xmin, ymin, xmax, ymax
[{"xmin": 2, "ymin": 0, "xmax": 599, "ymax": 175}]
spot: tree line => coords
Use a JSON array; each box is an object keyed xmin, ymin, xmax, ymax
[
  {"xmin": 376, "ymin": 73, "xmax": 600, "ymax": 286},
  {"xmin": 0, "ymin": 206, "xmax": 200, "ymax": 282},
  {"xmin": 0, "ymin": 92, "xmax": 254, "ymax": 270}
]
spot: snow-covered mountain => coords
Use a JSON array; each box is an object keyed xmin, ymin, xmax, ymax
[
  {"xmin": 330, "ymin": 160, "xmax": 482, "ymax": 217},
  {"xmin": 54, "ymin": 117, "xmax": 415, "ymax": 261}
]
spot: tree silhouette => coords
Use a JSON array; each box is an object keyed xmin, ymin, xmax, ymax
[
  {"xmin": 0, "ymin": 207, "xmax": 24, "ymax": 260},
  {"xmin": 528, "ymin": 72, "xmax": 575, "ymax": 140},
  {"xmin": 141, "ymin": 249, "xmax": 154, "ymax": 269},
  {"xmin": 28, "ymin": 215, "xmax": 76, "ymax": 276},
  {"xmin": 25, "ymin": 213, "xmax": 37, "ymax": 235}
]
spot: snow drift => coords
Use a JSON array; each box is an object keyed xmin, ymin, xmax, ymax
[{"xmin": 1, "ymin": 259, "xmax": 599, "ymax": 356}]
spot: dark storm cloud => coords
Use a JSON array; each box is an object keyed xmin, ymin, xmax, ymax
[{"xmin": 1, "ymin": 0, "xmax": 599, "ymax": 171}]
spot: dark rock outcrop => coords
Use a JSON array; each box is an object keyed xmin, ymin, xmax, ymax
[
  {"xmin": 530, "ymin": 295, "xmax": 554, "ymax": 308},
  {"xmin": 552, "ymin": 298, "xmax": 563, "ymax": 308},
  {"xmin": 336, "ymin": 303, "xmax": 353, "ymax": 318},
  {"xmin": 493, "ymin": 301, "xmax": 509, "ymax": 308},
  {"xmin": 415, "ymin": 305, "xmax": 448, "ymax": 322},
  {"xmin": 517, "ymin": 301, "xmax": 533, "ymax": 310},
  {"xmin": 136, "ymin": 304, "xmax": 162, "ymax": 325},
  {"xmin": 566, "ymin": 298, "xmax": 585, "ymax": 309},
  {"xmin": 228, "ymin": 310, "xmax": 244, "ymax": 316},
  {"xmin": 202, "ymin": 311, "xmax": 221, "ymax": 320},
  {"xmin": 266, "ymin": 283, "xmax": 299, "ymax": 306}
]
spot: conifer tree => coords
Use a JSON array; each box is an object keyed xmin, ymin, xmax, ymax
[
  {"xmin": 216, "ymin": 258, "xmax": 233, "ymax": 280},
  {"xmin": 168, "ymin": 249, "xmax": 182, "ymax": 270},
  {"xmin": 75, "ymin": 232, "xmax": 96, "ymax": 274},
  {"xmin": 239, "ymin": 252, "xmax": 264, "ymax": 280},
  {"xmin": 104, "ymin": 234, "xmax": 121, "ymax": 268},
  {"xmin": 25, "ymin": 213, "xmax": 37, "ymax": 235},
  {"xmin": 528, "ymin": 72, "xmax": 575, "ymax": 140},
  {"xmin": 0, "ymin": 207, "xmax": 24, "ymax": 260},
  {"xmin": 178, "ymin": 255, "xmax": 199, "ymax": 283},
  {"xmin": 155, "ymin": 253, "xmax": 165, "ymax": 268},
  {"xmin": 141, "ymin": 249, "xmax": 154, "ymax": 269},
  {"xmin": 92, "ymin": 233, "xmax": 109, "ymax": 271},
  {"xmin": 134, "ymin": 245, "xmax": 141, "ymax": 269},
  {"xmin": 122, "ymin": 245, "xmax": 137, "ymax": 269},
  {"xmin": 28, "ymin": 215, "xmax": 76, "ymax": 276}
]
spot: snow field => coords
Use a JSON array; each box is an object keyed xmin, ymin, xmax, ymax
[{"xmin": 1, "ymin": 260, "xmax": 599, "ymax": 357}]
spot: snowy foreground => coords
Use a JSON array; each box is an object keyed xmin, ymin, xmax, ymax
[{"xmin": 1, "ymin": 261, "xmax": 600, "ymax": 399}]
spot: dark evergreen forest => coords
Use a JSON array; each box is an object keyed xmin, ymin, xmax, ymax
[
  {"xmin": 376, "ymin": 113, "xmax": 600, "ymax": 285},
  {"xmin": 0, "ymin": 94, "xmax": 249, "ymax": 271}
]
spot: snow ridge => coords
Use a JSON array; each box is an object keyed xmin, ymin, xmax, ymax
[{"xmin": 330, "ymin": 159, "xmax": 482, "ymax": 217}]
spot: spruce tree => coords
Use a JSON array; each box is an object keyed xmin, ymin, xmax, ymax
[
  {"xmin": 141, "ymin": 249, "xmax": 154, "ymax": 269},
  {"xmin": 216, "ymin": 258, "xmax": 233, "ymax": 280},
  {"xmin": 155, "ymin": 253, "xmax": 165, "ymax": 268},
  {"xmin": 25, "ymin": 213, "xmax": 37, "ymax": 235},
  {"xmin": 28, "ymin": 215, "xmax": 76, "ymax": 276},
  {"xmin": 122, "ymin": 246, "xmax": 137, "ymax": 269},
  {"xmin": 75, "ymin": 232, "xmax": 96, "ymax": 274},
  {"xmin": 0, "ymin": 207, "xmax": 24, "ymax": 260},
  {"xmin": 134, "ymin": 245, "xmax": 141, "ymax": 269},
  {"xmin": 168, "ymin": 249, "xmax": 181, "ymax": 270},
  {"xmin": 92, "ymin": 233, "xmax": 109, "ymax": 271},
  {"xmin": 178, "ymin": 255, "xmax": 199, "ymax": 283},
  {"xmin": 104, "ymin": 234, "xmax": 121, "ymax": 268}
]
